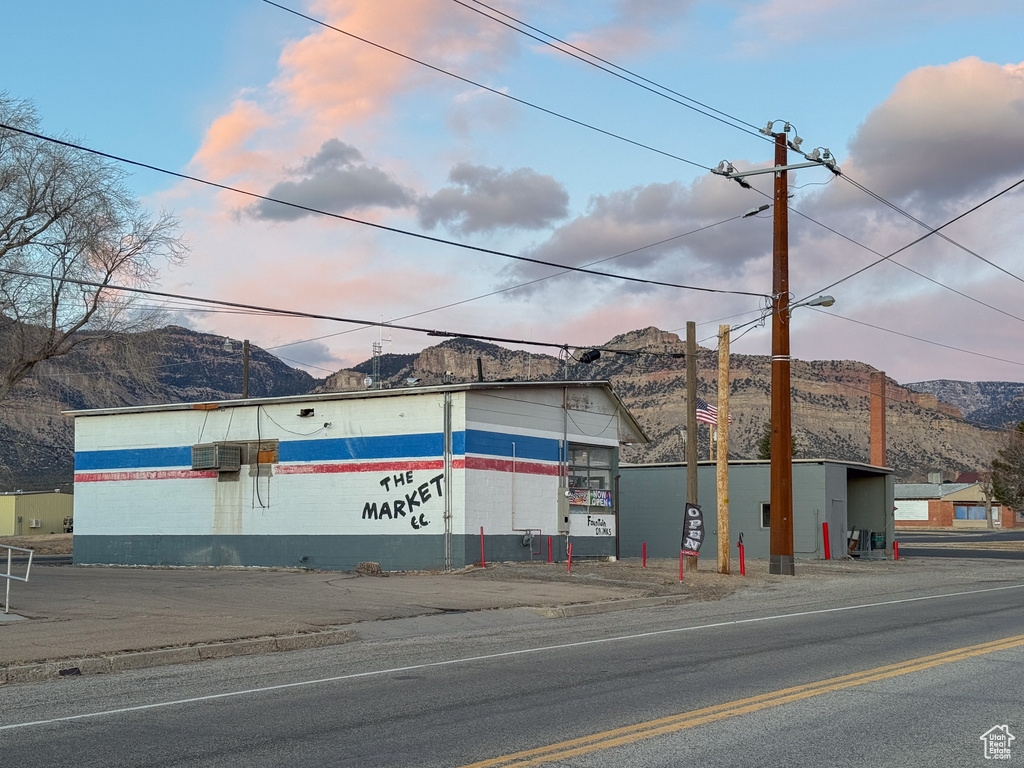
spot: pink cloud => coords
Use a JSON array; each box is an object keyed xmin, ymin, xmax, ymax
[
  {"xmin": 844, "ymin": 57, "xmax": 1024, "ymax": 206},
  {"xmin": 190, "ymin": 100, "xmax": 274, "ymax": 180}
]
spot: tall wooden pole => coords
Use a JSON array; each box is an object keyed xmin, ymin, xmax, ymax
[
  {"xmin": 769, "ymin": 131, "xmax": 795, "ymax": 575},
  {"xmin": 720, "ymin": 325, "xmax": 729, "ymax": 577},
  {"xmin": 717, "ymin": 325, "xmax": 730, "ymax": 575},
  {"xmin": 685, "ymin": 321, "xmax": 698, "ymax": 573}
]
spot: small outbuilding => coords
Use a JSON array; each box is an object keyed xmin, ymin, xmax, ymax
[
  {"xmin": 0, "ymin": 490, "xmax": 74, "ymax": 536},
  {"xmin": 618, "ymin": 459, "xmax": 895, "ymax": 561},
  {"xmin": 69, "ymin": 382, "xmax": 647, "ymax": 571}
]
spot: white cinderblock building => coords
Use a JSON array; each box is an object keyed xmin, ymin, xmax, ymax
[{"xmin": 69, "ymin": 382, "xmax": 646, "ymax": 570}]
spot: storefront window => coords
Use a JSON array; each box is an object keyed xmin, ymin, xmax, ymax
[{"xmin": 567, "ymin": 445, "xmax": 614, "ymax": 509}]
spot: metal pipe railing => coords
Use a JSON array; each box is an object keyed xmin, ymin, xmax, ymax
[{"xmin": 2, "ymin": 544, "xmax": 34, "ymax": 614}]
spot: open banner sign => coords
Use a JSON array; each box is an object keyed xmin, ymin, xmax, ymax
[{"xmin": 680, "ymin": 502, "xmax": 704, "ymax": 557}]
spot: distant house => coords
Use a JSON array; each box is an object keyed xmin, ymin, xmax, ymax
[
  {"xmin": 68, "ymin": 381, "xmax": 647, "ymax": 571},
  {"xmin": 894, "ymin": 482, "xmax": 1020, "ymax": 529},
  {"xmin": 0, "ymin": 490, "xmax": 74, "ymax": 536}
]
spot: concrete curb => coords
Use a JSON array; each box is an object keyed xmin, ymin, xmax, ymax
[
  {"xmin": 1, "ymin": 628, "xmax": 356, "ymax": 686},
  {"xmin": 530, "ymin": 594, "xmax": 690, "ymax": 618}
]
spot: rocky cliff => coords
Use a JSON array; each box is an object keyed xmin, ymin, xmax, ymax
[
  {"xmin": 906, "ymin": 380, "xmax": 1024, "ymax": 428},
  {"xmin": 0, "ymin": 325, "xmax": 1014, "ymax": 490}
]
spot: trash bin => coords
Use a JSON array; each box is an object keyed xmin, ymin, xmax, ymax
[{"xmin": 871, "ymin": 532, "xmax": 885, "ymax": 550}]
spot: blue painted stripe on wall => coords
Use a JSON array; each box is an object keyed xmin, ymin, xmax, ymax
[
  {"xmin": 73, "ymin": 429, "xmax": 552, "ymax": 471},
  {"xmin": 75, "ymin": 446, "xmax": 193, "ymax": 471},
  {"xmin": 465, "ymin": 429, "xmax": 560, "ymax": 462},
  {"xmin": 279, "ymin": 433, "xmax": 446, "ymax": 462}
]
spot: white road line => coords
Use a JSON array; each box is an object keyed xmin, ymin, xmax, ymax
[{"xmin": 3, "ymin": 581, "xmax": 1023, "ymax": 731}]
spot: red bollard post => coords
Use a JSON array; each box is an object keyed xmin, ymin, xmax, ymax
[
  {"xmin": 548, "ymin": 536, "xmax": 553, "ymax": 563},
  {"xmin": 480, "ymin": 526, "xmax": 485, "ymax": 568},
  {"xmin": 567, "ymin": 542, "xmax": 573, "ymax": 572},
  {"xmin": 642, "ymin": 542, "xmax": 647, "ymax": 568},
  {"xmin": 739, "ymin": 543, "xmax": 745, "ymax": 576},
  {"xmin": 894, "ymin": 541, "xmax": 899, "ymax": 560},
  {"xmin": 823, "ymin": 521, "xmax": 831, "ymax": 560}
]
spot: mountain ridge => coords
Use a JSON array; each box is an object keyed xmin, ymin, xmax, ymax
[{"xmin": 0, "ymin": 325, "xmax": 1015, "ymax": 490}]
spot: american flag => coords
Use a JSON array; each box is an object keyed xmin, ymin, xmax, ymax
[{"xmin": 696, "ymin": 397, "xmax": 732, "ymax": 425}]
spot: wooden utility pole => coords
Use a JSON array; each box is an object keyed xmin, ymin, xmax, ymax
[
  {"xmin": 685, "ymin": 321, "xmax": 698, "ymax": 573},
  {"xmin": 717, "ymin": 325, "xmax": 730, "ymax": 575},
  {"xmin": 769, "ymin": 131, "xmax": 795, "ymax": 576}
]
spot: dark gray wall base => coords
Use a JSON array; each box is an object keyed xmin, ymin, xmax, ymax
[{"xmin": 74, "ymin": 534, "xmax": 615, "ymax": 572}]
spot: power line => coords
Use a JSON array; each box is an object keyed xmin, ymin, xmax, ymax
[
  {"xmin": 803, "ymin": 174, "xmax": 1024, "ymax": 301},
  {"xmin": 766, "ymin": 176, "xmax": 1024, "ymax": 328},
  {"xmin": 264, "ymin": 0, "xmax": 1024, "ymax": 337},
  {"xmin": 449, "ymin": 4, "xmax": 1024, "ymax": 323},
  {"xmin": 725, "ymin": 294, "xmax": 1024, "ymax": 371},
  {"xmin": 812, "ymin": 308, "xmax": 1024, "ymax": 368},
  {"xmin": 729, "ymin": 305, "xmax": 1024, "ymax": 369},
  {"xmin": 0, "ymin": 122, "xmax": 764, "ymax": 299},
  {"xmin": 266, "ymin": 211, "xmax": 756, "ymax": 351},
  {"xmin": 840, "ymin": 173, "xmax": 1024, "ymax": 285},
  {"xmin": 260, "ymin": 0, "xmax": 712, "ymax": 172},
  {"xmin": 0, "ymin": 266, "xmax": 683, "ymax": 359},
  {"xmin": 451, "ymin": 0, "xmax": 767, "ymax": 142}
]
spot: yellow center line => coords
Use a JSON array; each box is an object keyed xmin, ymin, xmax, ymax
[{"xmin": 459, "ymin": 632, "xmax": 1024, "ymax": 768}]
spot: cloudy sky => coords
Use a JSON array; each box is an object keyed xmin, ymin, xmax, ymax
[{"xmin": 3, "ymin": 0, "xmax": 1024, "ymax": 384}]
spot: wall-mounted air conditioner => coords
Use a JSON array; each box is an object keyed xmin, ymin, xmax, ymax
[
  {"xmin": 29, "ymin": 519, "xmax": 41, "ymax": 528},
  {"xmin": 191, "ymin": 443, "xmax": 242, "ymax": 472}
]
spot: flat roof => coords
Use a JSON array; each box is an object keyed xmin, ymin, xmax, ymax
[
  {"xmin": 63, "ymin": 380, "xmax": 650, "ymax": 443},
  {"xmin": 621, "ymin": 458, "xmax": 893, "ymax": 474}
]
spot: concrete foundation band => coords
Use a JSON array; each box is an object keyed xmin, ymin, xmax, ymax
[{"xmin": 73, "ymin": 534, "xmax": 615, "ymax": 571}]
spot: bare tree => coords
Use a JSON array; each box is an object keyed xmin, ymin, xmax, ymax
[
  {"xmin": 977, "ymin": 469, "xmax": 996, "ymax": 529},
  {"xmin": 0, "ymin": 94, "xmax": 186, "ymax": 403},
  {"xmin": 992, "ymin": 421, "xmax": 1024, "ymax": 519}
]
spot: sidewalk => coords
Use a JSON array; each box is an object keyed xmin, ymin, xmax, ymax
[{"xmin": 0, "ymin": 561, "xmax": 673, "ymax": 683}]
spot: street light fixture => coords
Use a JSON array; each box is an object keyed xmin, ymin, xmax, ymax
[{"xmin": 788, "ymin": 294, "xmax": 835, "ymax": 316}]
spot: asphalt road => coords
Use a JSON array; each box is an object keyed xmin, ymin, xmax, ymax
[
  {"xmin": 897, "ymin": 530, "xmax": 1024, "ymax": 544},
  {"xmin": 2, "ymin": 568, "xmax": 1023, "ymax": 766},
  {"xmin": 897, "ymin": 529, "xmax": 1024, "ymax": 561}
]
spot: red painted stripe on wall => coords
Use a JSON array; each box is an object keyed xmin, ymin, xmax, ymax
[
  {"xmin": 75, "ymin": 457, "xmax": 559, "ymax": 483},
  {"xmin": 277, "ymin": 460, "xmax": 448, "ymax": 475},
  {"xmin": 74, "ymin": 469, "xmax": 219, "ymax": 483},
  {"xmin": 464, "ymin": 456, "xmax": 561, "ymax": 476}
]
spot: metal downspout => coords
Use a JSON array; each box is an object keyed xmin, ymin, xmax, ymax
[{"xmin": 443, "ymin": 392, "xmax": 453, "ymax": 571}]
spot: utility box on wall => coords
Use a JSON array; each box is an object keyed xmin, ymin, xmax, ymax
[
  {"xmin": 557, "ymin": 492, "xmax": 571, "ymax": 533},
  {"xmin": 191, "ymin": 443, "xmax": 242, "ymax": 472}
]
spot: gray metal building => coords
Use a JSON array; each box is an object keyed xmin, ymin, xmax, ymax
[{"xmin": 618, "ymin": 459, "xmax": 894, "ymax": 561}]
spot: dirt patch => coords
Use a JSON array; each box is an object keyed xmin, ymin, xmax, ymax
[
  {"xmin": 463, "ymin": 559, "xmax": 749, "ymax": 603},
  {"xmin": 0, "ymin": 534, "xmax": 73, "ymax": 555}
]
